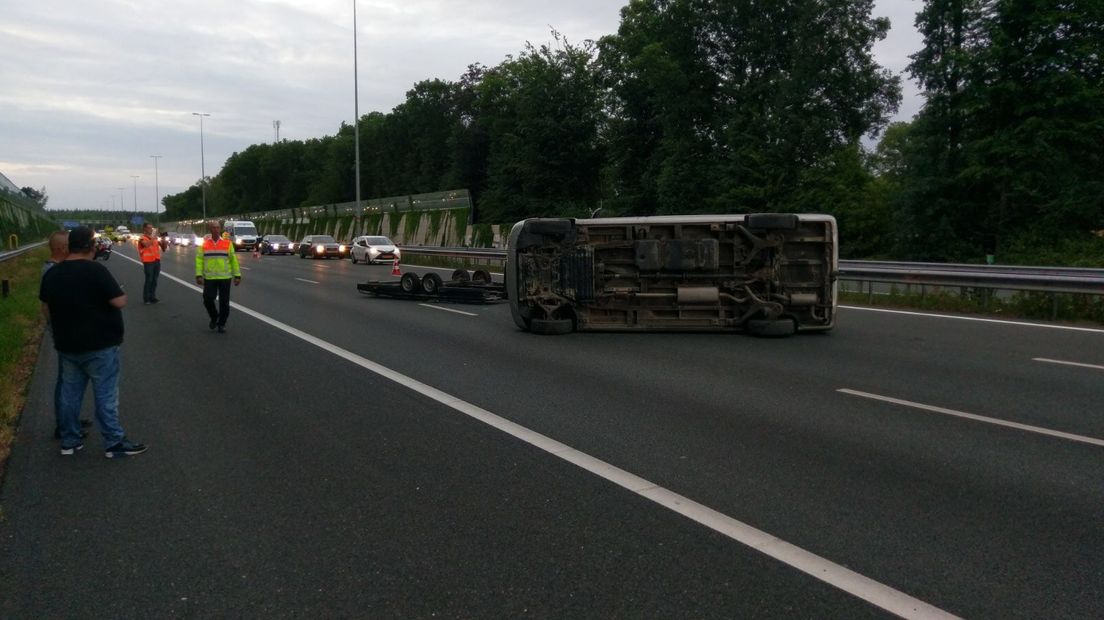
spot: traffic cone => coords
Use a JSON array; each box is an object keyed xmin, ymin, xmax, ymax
[{"xmin": 391, "ymin": 257, "xmax": 401, "ymax": 277}]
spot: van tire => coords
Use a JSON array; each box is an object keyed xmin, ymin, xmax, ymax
[
  {"xmin": 530, "ymin": 318, "xmax": 573, "ymax": 335},
  {"xmin": 472, "ymin": 269, "xmax": 492, "ymax": 284},
  {"xmin": 746, "ymin": 214, "xmax": 798, "ymax": 230},
  {"xmin": 745, "ymin": 318, "xmax": 796, "ymax": 337},
  {"xmin": 452, "ymin": 269, "xmax": 471, "ymax": 282}
]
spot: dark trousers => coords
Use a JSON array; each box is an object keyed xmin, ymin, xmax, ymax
[
  {"xmin": 142, "ymin": 260, "xmax": 160, "ymax": 302},
  {"xmin": 202, "ymin": 278, "xmax": 232, "ymax": 326}
]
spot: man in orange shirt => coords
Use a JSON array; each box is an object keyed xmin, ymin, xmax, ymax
[{"xmin": 138, "ymin": 222, "xmax": 169, "ymax": 305}]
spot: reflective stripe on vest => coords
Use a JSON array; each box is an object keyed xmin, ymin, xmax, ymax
[
  {"xmin": 197, "ymin": 237, "xmax": 240, "ymax": 279},
  {"xmin": 138, "ymin": 235, "xmax": 161, "ymax": 263}
]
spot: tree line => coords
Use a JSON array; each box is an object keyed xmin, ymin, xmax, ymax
[{"xmin": 162, "ymin": 0, "xmax": 1103, "ymax": 264}]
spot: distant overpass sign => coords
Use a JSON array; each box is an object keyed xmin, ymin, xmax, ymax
[
  {"xmin": 61, "ymin": 220, "xmax": 80, "ymax": 229},
  {"xmin": 130, "ymin": 215, "xmax": 144, "ymax": 226}
]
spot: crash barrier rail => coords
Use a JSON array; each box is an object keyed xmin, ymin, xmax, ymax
[
  {"xmin": 397, "ymin": 246, "xmax": 1104, "ymax": 298},
  {"xmin": 0, "ymin": 240, "xmax": 47, "ymax": 264}
]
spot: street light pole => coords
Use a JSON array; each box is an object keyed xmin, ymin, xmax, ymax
[
  {"xmin": 130, "ymin": 175, "xmax": 140, "ymax": 227},
  {"xmin": 118, "ymin": 187, "xmax": 125, "ymax": 224},
  {"xmin": 150, "ymin": 155, "xmax": 162, "ymax": 226},
  {"xmin": 353, "ymin": 0, "xmax": 362, "ymax": 237},
  {"xmin": 192, "ymin": 112, "xmax": 211, "ymax": 221}
]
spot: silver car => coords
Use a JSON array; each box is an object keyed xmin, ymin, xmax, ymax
[{"xmin": 350, "ymin": 235, "xmax": 401, "ymax": 264}]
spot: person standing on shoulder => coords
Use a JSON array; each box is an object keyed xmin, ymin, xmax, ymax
[
  {"xmin": 195, "ymin": 220, "xmax": 241, "ymax": 333},
  {"xmin": 39, "ymin": 226, "xmax": 146, "ymax": 458},
  {"xmin": 138, "ymin": 222, "xmax": 168, "ymax": 305}
]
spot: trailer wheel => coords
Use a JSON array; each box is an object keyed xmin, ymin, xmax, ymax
[
  {"xmin": 400, "ymin": 272, "xmax": 423, "ymax": 294},
  {"xmin": 451, "ymin": 269, "xmax": 471, "ymax": 282},
  {"xmin": 472, "ymin": 269, "xmax": 491, "ymax": 284},
  {"xmin": 530, "ymin": 318, "xmax": 574, "ymax": 335},
  {"xmin": 421, "ymin": 272, "xmax": 443, "ymax": 295},
  {"xmin": 745, "ymin": 318, "xmax": 796, "ymax": 337}
]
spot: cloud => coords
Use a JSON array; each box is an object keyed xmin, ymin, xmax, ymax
[{"xmin": 2, "ymin": 0, "xmax": 923, "ymax": 210}]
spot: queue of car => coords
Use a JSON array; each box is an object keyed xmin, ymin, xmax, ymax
[{"xmin": 160, "ymin": 225, "xmax": 403, "ymax": 268}]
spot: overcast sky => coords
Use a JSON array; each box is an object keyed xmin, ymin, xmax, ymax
[{"xmin": 1, "ymin": 0, "xmax": 923, "ymax": 212}]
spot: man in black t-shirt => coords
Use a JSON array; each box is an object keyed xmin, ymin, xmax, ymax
[{"xmin": 39, "ymin": 226, "xmax": 147, "ymax": 459}]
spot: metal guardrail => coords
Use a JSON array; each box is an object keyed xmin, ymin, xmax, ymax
[
  {"xmin": 398, "ymin": 246, "xmax": 1104, "ymax": 297},
  {"xmin": 0, "ymin": 241, "xmax": 47, "ymax": 264}
]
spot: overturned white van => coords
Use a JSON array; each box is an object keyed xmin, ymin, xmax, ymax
[{"xmin": 504, "ymin": 214, "xmax": 838, "ymax": 336}]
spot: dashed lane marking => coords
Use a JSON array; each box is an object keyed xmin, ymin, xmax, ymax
[
  {"xmin": 417, "ymin": 304, "xmax": 478, "ymax": 317},
  {"xmin": 838, "ymin": 388, "xmax": 1104, "ymax": 448},
  {"xmin": 295, "ymin": 278, "xmax": 319, "ymax": 284},
  {"xmin": 1033, "ymin": 358, "xmax": 1104, "ymax": 372}
]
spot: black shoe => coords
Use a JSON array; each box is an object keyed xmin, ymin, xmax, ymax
[
  {"xmin": 209, "ymin": 319, "xmax": 217, "ymax": 330},
  {"xmin": 105, "ymin": 439, "xmax": 147, "ymax": 459},
  {"xmin": 217, "ymin": 325, "xmax": 227, "ymax": 333},
  {"xmin": 150, "ymin": 298, "xmax": 160, "ymax": 304}
]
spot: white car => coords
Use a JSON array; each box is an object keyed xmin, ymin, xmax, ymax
[{"xmin": 350, "ymin": 236, "xmax": 401, "ymax": 264}]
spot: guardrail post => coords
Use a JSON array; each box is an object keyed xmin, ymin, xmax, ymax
[
  {"xmin": 8, "ymin": 234, "xmax": 17, "ymax": 250},
  {"xmin": 868, "ymin": 281, "xmax": 874, "ymax": 304},
  {"xmin": 1051, "ymin": 293, "xmax": 1059, "ymax": 321},
  {"xmin": 2, "ymin": 279, "xmax": 8, "ymax": 298}
]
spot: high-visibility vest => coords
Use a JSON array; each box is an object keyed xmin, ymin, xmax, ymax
[
  {"xmin": 196, "ymin": 236, "xmax": 240, "ymax": 280},
  {"xmin": 138, "ymin": 234, "xmax": 162, "ymax": 263}
]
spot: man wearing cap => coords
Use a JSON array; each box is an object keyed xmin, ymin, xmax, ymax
[{"xmin": 39, "ymin": 226, "xmax": 147, "ymax": 458}]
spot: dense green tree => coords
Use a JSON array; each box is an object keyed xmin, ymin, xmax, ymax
[
  {"xmin": 898, "ymin": 0, "xmax": 1104, "ymax": 260},
  {"xmin": 600, "ymin": 0, "xmax": 900, "ymax": 216}
]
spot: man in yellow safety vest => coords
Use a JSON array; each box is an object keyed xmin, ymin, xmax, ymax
[{"xmin": 195, "ymin": 221, "xmax": 241, "ymax": 333}]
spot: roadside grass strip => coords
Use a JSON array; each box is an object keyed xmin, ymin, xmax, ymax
[{"xmin": 0, "ymin": 247, "xmax": 48, "ymax": 479}]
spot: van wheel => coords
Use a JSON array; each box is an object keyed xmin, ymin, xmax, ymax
[
  {"xmin": 451, "ymin": 269, "xmax": 471, "ymax": 282},
  {"xmin": 421, "ymin": 273, "xmax": 443, "ymax": 295},
  {"xmin": 745, "ymin": 318, "xmax": 796, "ymax": 337},
  {"xmin": 472, "ymin": 269, "xmax": 491, "ymax": 284},
  {"xmin": 400, "ymin": 272, "xmax": 423, "ymax": 294},
  {"xmin": 530, "ymin": 318, "xmax": 573, "ymax": 335}
]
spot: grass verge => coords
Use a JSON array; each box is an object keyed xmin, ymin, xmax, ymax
[{"xmin": 0, "ymin": 248, "xmax": 48, "ymax": 482}]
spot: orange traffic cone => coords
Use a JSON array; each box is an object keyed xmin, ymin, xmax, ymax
[{"xmin": 391, "ymin": 258, "xmax": 401, "ymax": 277}]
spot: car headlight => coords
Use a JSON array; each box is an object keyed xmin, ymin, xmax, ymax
[
  {"xmin": 339, "ymin": 245, "xmax": 347, "ymax": 252},
  {"xmin": 369, "ymin": 248, "xmax": 379, "ymax": 256},
  {"xmin": 235, "ymin": 238, "xmax": 242, "ymax": 245},
  {"xmin": 289, "ymin": 243, "xmax": 296, "ymax": 250},
  {"xmin": 315, "ymin": 244, "xmax": 324, "ymax": 252}
]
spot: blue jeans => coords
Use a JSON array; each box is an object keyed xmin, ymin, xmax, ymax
[
  {"xmin": 57, "ymin": 346, "xmax": 126, "ymax": 448},
  {"xmin": 143, "ymin": 260, "xmax": 161, "ymax": 302}
]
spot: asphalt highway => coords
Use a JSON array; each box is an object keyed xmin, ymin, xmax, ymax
[{"xmin": 1, "ymin": 242, "xmax": 1101, "ymax": 618}]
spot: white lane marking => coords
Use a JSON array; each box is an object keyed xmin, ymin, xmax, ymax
[
  {"xmin": 240, "ymin": 266, "xmax": 251, "ymax": 271},
  {"xmin": 295, "ymin": 278, "xmax": 319, "ymax": 285},
  {"xmin": 840, "ymin": 306, "xmax": 1104, "ymax": 334},
  {"xmin": 838, "ymin": 389, "xmax": 1104, "ymax": 448},
  {"xmin": 418, "ymin": 303, "xmax": 478, "ymax": 317},
  {"xmin": 1033, "ymin": 358, "xmax": 1104, "ymax": 372},
  {"xmin": 115, "ymin": 251, "xmax": 957, "ymax": 620}
]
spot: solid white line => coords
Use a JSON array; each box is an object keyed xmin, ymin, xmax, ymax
[
  {"xmin": 115, "ymin": 251, "xmax": 957, "ymax": 620},
  {"xmin": 418, "ymin": 303, "xmax": 478, "ymax": 317},
  {"xmin": 1033, "ymin": 358, "xmax": 1104, "ymax": 372},
  {"xmin": 240, "ymin": 266, "xmax": 252, "ymax": 271},
  {"xmin": 838, "ymin": 389, "xmax": 1104, "ymax": 448},
  {"xmin": 840, "ymin": 305, "xmax": 1104, "ymax": 334},
  {"xmin": 295, "ymin": 278, "xmax": 319, "ymax": 285}
]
